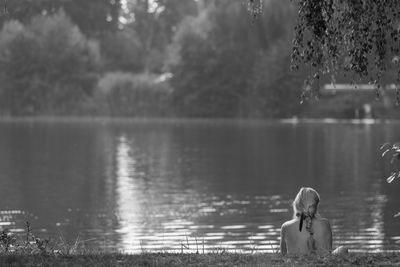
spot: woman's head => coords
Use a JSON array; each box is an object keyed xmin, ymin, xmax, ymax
[{"xmin": 292, "ymin": 187, "xmax": 320, "ymax": 218}]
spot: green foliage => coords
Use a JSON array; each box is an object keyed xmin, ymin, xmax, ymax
[
  {"xmin": 1, "ymin": 0, "xmax": 121, "ymax": 36},
  {"xmin": 168, "ymin": 5, "xmax": 243, "ymax": 117},
  {"xmin": 124, "ymin": 0, "xmax": 198, "ymax": 73},
  {"xmin": 247, "ymin": 40, "xmax": 305, "ymax": 118},
  {"xmin": 287, "ymin": 0, "xmax": 400, "ymax": 100},
  {"xmin": 0, "ymin": 220, "xmax": 96, "ymax": 255},
  {"xmin": 0, "ymin": 222, "xmax": 51, "ymax": 254},
  {"xmin": 0, "ymin": 1, "xmax": 201, "ymax": 117},
  {"xmin": 100, "ymin": 28, "xmax": 145, "ymax": 72},
  {"xmin": 128, "ymin": 0, "xmax": 198, "ymax": 46},
  {"xmin": 95, "ymin": 72, "xmax": 172, "ymax": 116},
  {"xmin": 0, "ymin": 11, "xmax": 100, "ymax": 115},
  {"xmin": 63, "ymin": 0, "xmax": 121, "ymax": 35},
  {"xmin": 168, "ymin": 0, "xmax": 303, "ymax": 117}
]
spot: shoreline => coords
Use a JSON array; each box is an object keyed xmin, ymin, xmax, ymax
[
  {"xmin": 0, "ymin": 115, "xmax": 397, "ymax": 125},
  {"xmin": 0, "ymin": 252, "xmax": 399, "ymax": 266}
]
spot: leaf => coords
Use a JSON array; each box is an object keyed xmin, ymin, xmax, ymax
[
  {"xmin": 387, "ymin": 172, "xmax": 397, "ymax": 183},
  {"xmin": 381, "ymin": 148, "xmax": 390, "ymax": 157},
  {"xmin": 380, "ymin": 142, "xmax": 391, "ymax": 150},
  {"xmin": 393, "ymin": 142, "xmax": 400, "ymax": 150}
]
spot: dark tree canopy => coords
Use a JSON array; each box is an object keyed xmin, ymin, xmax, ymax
[
  {"xmin": 0, "ymin": 0, "xmax": 121, "ymax": 36},
  {"xmin": 250, "ymin": 0, "xmax": 400, "ymax": 102},
  {"xmin": 168, "ymin": 0, "xmax": 302, "ymax": 117}
]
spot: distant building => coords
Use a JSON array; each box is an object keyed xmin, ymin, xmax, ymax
[
  {"xmin": 318, "ymin": 83, "xmax": 398, "ymax": 119},
  {"xmin": 321, "ymin": 83, "xmax": 397, "ymax": 94}
]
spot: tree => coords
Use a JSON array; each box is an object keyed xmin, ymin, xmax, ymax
[
  {"xmin": 167, "ymin": 1, "xmax": 256, "ymax": 116},
  {"xmin": 0, "ymin": 11, "xmax": 101, "ymax": 115},
  {"xmin": 250, "ymin": 0, "xmax": 400, "ymax": 102},
  {"xmin": 99, "ymin": 28, "xmax": 145, "ymax": 72},
  {"xmin": 168, "ymin": 0, "xmax": 302, "ymax": 117},
  {"xmin": 247, "ymin": 41, "xmax": 306, "ymax": 117},
  {"xmin": 122, "ymin": 0, "xmax": 198, "ymax": 72},
  {"xmin": 0, "ymin": 0, "xmax": 121, "ymax": 36}
]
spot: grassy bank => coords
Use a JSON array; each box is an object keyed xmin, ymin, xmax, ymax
[
  {"xmin": 0, "ymin": 253, "xmax": 399, "ymax": 266},
  {"xmin": 0, "ymin": 223, "xmax": 399, "ymax": 266}
]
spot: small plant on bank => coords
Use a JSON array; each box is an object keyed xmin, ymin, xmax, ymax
[
  {"xmin": 0, "ymin": 229, "xmax": 16, "ymax": 252},
  {"xmin": 381, "ymin": 142, "xmax": 400, "ymax": 184},
  {"xmin": 0, "ymin": 221, "xmax": 54, "ymax": 255},
  {"xmin": 381, "ymin": 142, "xmax": 400, "ymax": 218}
]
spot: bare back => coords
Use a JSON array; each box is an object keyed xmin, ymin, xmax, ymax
[{"xmin": 280, "ymin": 217, "xmax": 332, "ymax": 255}]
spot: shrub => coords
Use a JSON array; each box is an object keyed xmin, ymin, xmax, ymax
[
  {"xmin": 0, "ymin": 10, "xmax": 101, "ymax": 115},
  {"xmin": 95, "ymin": 72, "xmax": 173, "ymax": 116}
]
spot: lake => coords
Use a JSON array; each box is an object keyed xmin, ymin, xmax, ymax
[{"xmin": 0, "ymin": 118, "xmax": 399, "ymax": 253}]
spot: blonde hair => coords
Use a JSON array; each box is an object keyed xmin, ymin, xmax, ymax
[{"xmin": 292, "ymin": 187, "xmax": 320, "ymax": 253}]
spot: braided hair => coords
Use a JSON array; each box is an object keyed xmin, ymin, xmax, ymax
[{"xmin": 292, "ymin": 187, "xmax": 320, "ymax": 253}]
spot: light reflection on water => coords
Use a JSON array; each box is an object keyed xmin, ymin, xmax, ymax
[{"xmin": 0, "ymin": 119, "xmax": 399, "ymax": 253}]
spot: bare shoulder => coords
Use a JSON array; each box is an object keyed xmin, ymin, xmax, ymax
[
  {"xmin": 315, "ymin": 217, "xmax": 332, "ymax": 232},
  {"xmin": 281, "ymin": 219, "xmax": 297, "ymax": 231},
  {"xmin": 318, "ymin": 217, "xmax": 331, "ymax": 227}
]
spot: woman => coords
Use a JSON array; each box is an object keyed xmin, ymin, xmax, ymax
[{"xmin": 280, "ymin": 187, "xmax": 345, "ymax": 256}]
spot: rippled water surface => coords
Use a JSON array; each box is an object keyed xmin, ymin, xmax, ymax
[{"xmin": 0, "ymin": 118, "xmax": 399, "ymax": 253}]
